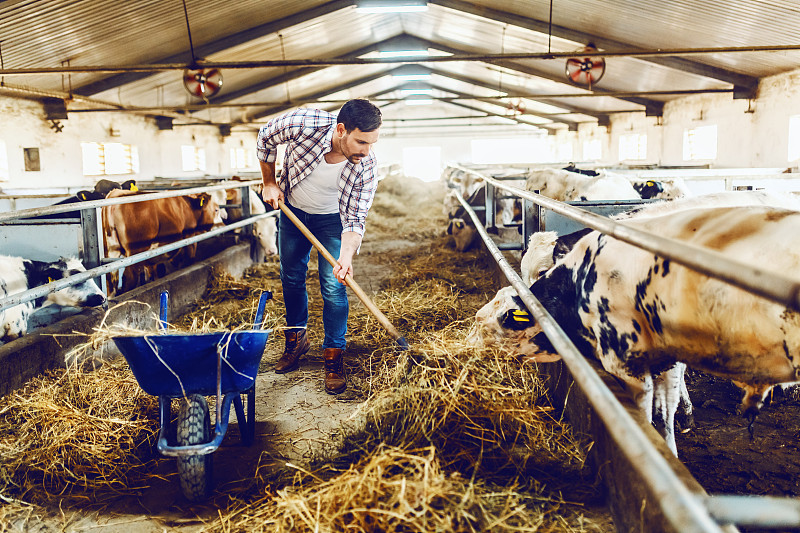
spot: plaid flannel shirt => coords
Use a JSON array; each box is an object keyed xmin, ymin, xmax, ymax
[{"xmin": 256, "ymin": 108, "xmax": 379, "ymax": 236}]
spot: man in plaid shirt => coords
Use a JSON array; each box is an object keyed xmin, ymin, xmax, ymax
[{"xmin": 257, "ymin": 99, "xmax": 382, "ymax": 395}]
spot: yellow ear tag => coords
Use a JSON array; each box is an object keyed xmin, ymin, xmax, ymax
[
  {"xmin": 47, "ymin": 277, "xmax": 55, "ymax": 283},
  {"xmin": 200, "ymin": 197, "xmax": 206, "ymax": 207},
  {"xmin": 512, "ymin": 310, "xmax": 531, "ymax": 323},
  {"xmin": 130, "ymin": 185, "xmax": 138, "ymax": 192},
  {"xmin": 646, "ymin": 181, "xmax": 655, "ymax": 187}
]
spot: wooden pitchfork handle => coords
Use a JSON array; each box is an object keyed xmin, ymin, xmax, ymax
[{"xmin": 277, "ymin": 200, "xmax": 409, "ymax": 350}]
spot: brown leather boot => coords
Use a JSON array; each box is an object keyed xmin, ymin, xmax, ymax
[
  {"xmin": 323, "ymin": 348, "xmax": 346, "ymax": 394},
  {"xmin": 275, "ymin": 329, "xmax": 310, "ymax": 374}
]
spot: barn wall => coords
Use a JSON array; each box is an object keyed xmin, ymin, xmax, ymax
[
  {"xmin": 600, "ymin": 67, "xmax": 800, "ymax": 169},
  {"xmin": 0, "ymin": 94, "xmax": 259, "ymax": 190}
]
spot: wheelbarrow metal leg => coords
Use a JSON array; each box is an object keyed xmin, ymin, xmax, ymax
[
  {"xmin": 247, "ymin": 386, "xmax": 256, "ymax": 444},
  {"xmin": 232, "ymin": 386, "xmax": 256, "ymax": 445}
]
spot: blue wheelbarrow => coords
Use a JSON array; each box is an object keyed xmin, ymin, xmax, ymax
[{"xmin": 113, "ymin": 290, "xmax": 272, "ymax": 501}]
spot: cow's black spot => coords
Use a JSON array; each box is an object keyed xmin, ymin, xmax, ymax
[
  {"xmin": 554, "ymin": 228, "xmax": 593, "ymax": 262},
  {"xmin": 632, "ymin": 319, "xmax": 641, "ymax": 333},
  {"xmin": 532, "ymin": 331, "xmax": 555, "ymax": 353},
  {"xmin": 631, "ymin": 332, "xmax": 638, "ymax": 343},
  {"xmin": 650, "ymin": 306, "xmax": 663, "ymax": 334},
  {"xmin": 653, "ymin": 263, "xmax": 659, "ymax": 275},
  {"xmin": 596, "ymin": 296, "xmax": 630, "ymax": 360},
  {"xmin": 662, "ymin": 259, "xmax": 670, "ymax": 276},
  {"xmin": 531, "ymin": 264, "xmax": 594, "ymax": 357},
  {"xmin": 575, "ymin": 247, "xmax": 598, "ymax": 313}
]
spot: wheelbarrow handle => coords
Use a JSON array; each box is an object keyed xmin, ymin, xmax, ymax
[
  {"xmin": 159, "ymin": 290, "xmax": 169, "ymax": 332},
  {"xmin": 252, "ymin": 291, "xmax": 272, "ymax": 331}
]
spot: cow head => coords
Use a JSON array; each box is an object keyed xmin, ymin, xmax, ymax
[
  {"xmin": 28, "ymin": 257, "xmax": 106, "ymax": 308},
  {"xmin": 634, "ymin": 180, "xmax": 665, "ymax": 199},
  {"xmin": 254, "ymin": 217, "xmax": 278, "ymax": 258},
  {"xmin": 186, "ymin": 193, "xmax": 222, "ymax": 226},
  {"xmin": 446, "ymin": 218, "xmax": 478, "ymax": 252},
  {"xmin": 466, "ymin": 286, "xmax": 559, "ymax": 361},
  {"xmin": 76, "ymin": 190, "xmax": 106, "ymax": 201}
]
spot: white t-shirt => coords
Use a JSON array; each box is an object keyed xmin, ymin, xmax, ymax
[{"xmin": 288, "ymin": 156, "xmax": 346, "ymax": 214}]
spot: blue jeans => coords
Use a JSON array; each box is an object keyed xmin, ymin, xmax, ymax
[{"xmin": 278, "ymin": 203, "xmax": 348, "ymax": 349}]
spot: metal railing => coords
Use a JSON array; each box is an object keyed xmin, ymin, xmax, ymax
[
  {"xmin": 453, "ymin": 165, "xmax": 800, "ymax": 530},
  {"xmin": 0, "ymin": 179, "xmax": 276, "ymax": 313}
]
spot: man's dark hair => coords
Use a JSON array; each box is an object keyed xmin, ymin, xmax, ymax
[{"xmin": 337, "ymin": 98, "xmax": 382, "ymax": 132}]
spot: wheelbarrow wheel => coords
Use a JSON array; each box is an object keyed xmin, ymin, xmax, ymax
[{"xmin": 176, "ymin": 394, "xmax": 213, "ymax": 501}]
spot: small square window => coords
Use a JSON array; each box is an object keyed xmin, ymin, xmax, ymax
[
  {"xmin": 24, "ymin": 147, "xmax": 41, "ymax": 171},
  {"xmin": 182, "ymin": 145, "xmax": 207, "ymax": 172},
  {"xmin": 619, "ymin": 134, "xmax": 647, "ymax": 161},
  {"xmin": 683, "ymin": 125, "xmax": 717, "ymax": 161}
]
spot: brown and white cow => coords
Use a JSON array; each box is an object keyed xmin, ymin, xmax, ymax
[
  {"xmin": 474, "ymin": 204, "xmax": 800, "ymax": 455},
  {"xmin": 102, "ymin": 189, "xmax": 220, "ymax": 292}
]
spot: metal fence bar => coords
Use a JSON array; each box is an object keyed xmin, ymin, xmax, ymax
[
  {"xmin": 456, "ymin": 193, "xmax": 724, "ymax": 532},
  {"xmin": 474, "ymin": 175, "xmax": 800, "ymax": 312},
  {"xmin": 0, "ymin": 179, "xmax": 263, "ymax": 222},
  {"xmin": 0, "ymin": 211, "xmax": 277, "ymax": 312}
]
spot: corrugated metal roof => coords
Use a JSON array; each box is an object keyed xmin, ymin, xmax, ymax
[{"xmin": 2, "ymin": 0, "xmax": 800, "ymax": 132}]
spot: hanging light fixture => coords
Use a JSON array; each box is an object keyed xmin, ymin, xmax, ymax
[{"xmin": 356, "ymin": 0, "xmax": 428, "ymax": 14}]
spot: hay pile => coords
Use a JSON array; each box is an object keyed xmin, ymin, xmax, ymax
[
  {"xmin": 0, "ymin": 358, "xmax": 160, "ymax": 502},
  {"xmin": 206, "ymin": 332, "xmax": 598, "ymax": 532}
]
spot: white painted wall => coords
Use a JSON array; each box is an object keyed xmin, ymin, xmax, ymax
[{"xmin": 0, "ymin": 94, "xmax": 259, "ymax": 191}]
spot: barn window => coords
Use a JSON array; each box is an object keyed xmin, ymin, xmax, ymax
[
  {"xmin": 683, "ymin": 125, "xmax": 717, "ymax": 161},
  {"xmin": 402, "ymin": 146, "xmax": 441, "ymax": 182},
  {"xmin": 181, "ymin": 145, "xmax": 206, "ymax": 172},
  {"xmin": 230, "ymin": 147, "xmax": 255, "ymax": 169},
  {"xmin": 0, "ymin": 140, "xmax": 8, "ymax": 181},
  {"xmin": 583, "ymin": 139, "xmax": 602, "ymax": 161},
  {"xmin": 556, "ymin": 141, "xmax": 573, "ymax": 162},
  {"xmin": 788, "ymin": 115, "xmax": 800, "ymax": 161},
  {"xmin": 619, "ymin": 133, "xmax": 647, "ymax": 161},
  {"xmin": 81, "ymin": 142, "xmax": 139, "ymax": 176}
]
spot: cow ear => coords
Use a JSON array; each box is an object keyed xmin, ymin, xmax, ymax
[{"xmin": 76, "ymin": 190, "xmax": 91, "ymax": 201}]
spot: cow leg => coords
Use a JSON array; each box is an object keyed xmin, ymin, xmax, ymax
[
  {"xmin": 676, "ymin": 368, "xmax": 695, "ymax": 432},
  {"xmin": 652, "ymin": 365, "xmax": 683, "ymax": 456},
  {"xmin": 618, "ymin": 372, "xmax": 655, "ymax": 424},
  {"xmin": 737, "ymin": 382, "xmax": 773, "ymax": 440}
]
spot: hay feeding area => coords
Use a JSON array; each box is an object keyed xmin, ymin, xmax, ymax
[
  {"xmin": 0, "ymin": 174, "xmax": 609, "ymax": 532},
  {"xmin": 209, "ymin": 332, "xmax": 603, "ymax": 532},
  {"xmin": 0, "ymin": 358, "xmax": 160, "ymax": 504}
]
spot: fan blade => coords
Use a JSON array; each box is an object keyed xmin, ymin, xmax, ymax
[{"xmin": 570, "ymin": 70, "xmax": 585, "ymax": 83}]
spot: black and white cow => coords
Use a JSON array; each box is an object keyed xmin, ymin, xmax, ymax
[
  {"xmin": 474, "ymin": 204, "xmax": 800, "ymax": 455},
  {"xmin": 0, "ymin": 256, "xmax": 106, "ymax": 344},
  {"xmin": 526, "ymin": 167, "xmax": 641, "ymax": 201}
]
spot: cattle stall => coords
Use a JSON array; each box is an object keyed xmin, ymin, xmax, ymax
[
  {"xmin": 454, "ymin": 167, "xmax": 800, "ymax": 532},
  {"xmin": 0, "ymin": 179, "xmax": 274, "ymax": 338}
]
